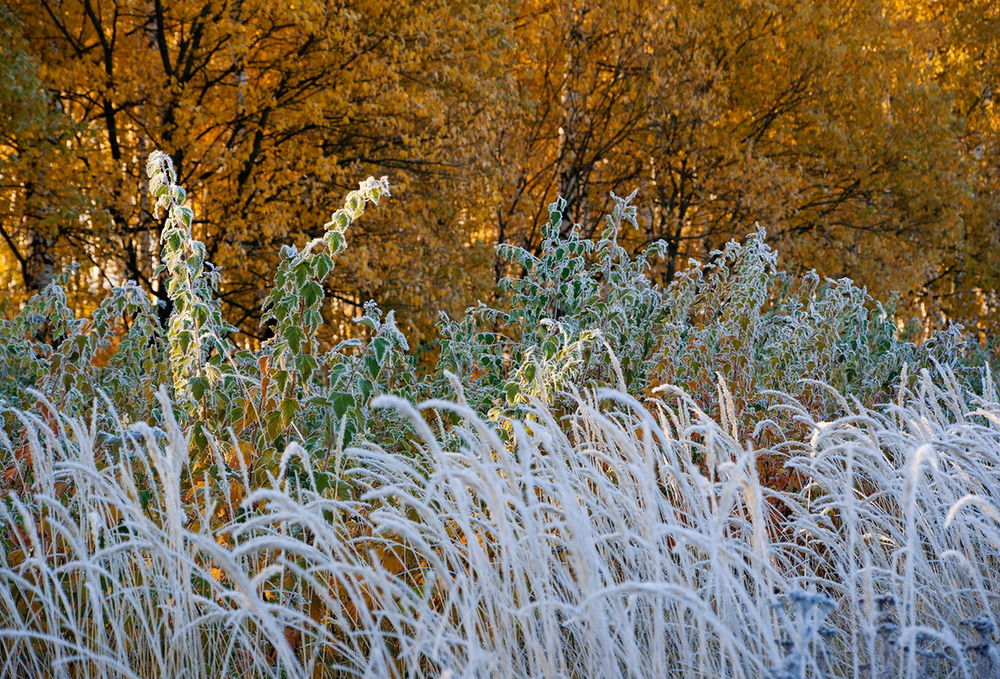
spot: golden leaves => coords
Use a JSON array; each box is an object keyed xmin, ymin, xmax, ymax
[{"xmin": 2, "ymin": 0, "xmax": 998, "ymax": 335}]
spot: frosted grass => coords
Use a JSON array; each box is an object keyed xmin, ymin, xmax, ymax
[{"xmin": 0, "ymin": 370, "xmax": 998, "ymax": 678}]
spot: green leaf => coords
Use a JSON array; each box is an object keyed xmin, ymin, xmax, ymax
[
  {"xmin": 190, "ymin": 376, "xmax": 209, "ymax": 400},
  {"xmin": 365, "ymin": 355, "xmax": 381, "ymax": 379},
  {"xmin": 166, "ymin": 232, "xmax": 183, "ymax": 251},
  {"xmin": 325, "ymin": 231, "xmax": 347, "ymax": 254},
  {"xmin": 357, "ymin": 377, "xmax": 373, "ymax": 400},
  {"xmin": 311, "ymin": 471, "xmax": 332, "ymax": 494},
  {"xmin": 328, "ymin": 363, "xmax": 347, "ymax": 383},
  {"xmin": 174, "ymin": 205, "xmax": 193, "ymax": 228},
  {"xmin": 192, "ymin": 422, "xmax": 208, "ymax": 451},
  {"xmin": 332, "ymin": 479, "xmax": 353, "ymax": 500},
  {"xmin": 304, "ymin": 308, "xmax": 323, "ymax": 329},
  {"xmin": 176, "ymin": 330, "xmax": 193, "ymax": 353},
  {"xmin": 301, "ymin": 281, "xmax": 323, "ymax": 308},
  {"xmin": 284, "ymin": 326, "xmax": 306, "ymax": 354},
  {"xmin": 505, "ymin": 381, "xmax": 519, "ymax": 403},
  {"xmin": 330, "ymin": 391, "xmax": 354, "ymax": 418},
  {"xmin": 279, "ymin": 397, "xmax": 298, "ymax": 428},
  {"xmin": 341, "ymin": 419, "xmax": 356, "ymax": 447},
  {"xmin": 274, "ymin": 369, "xmax": 290, "ymax": 392},
  {"xmin": 371, "ymin": 336, "xmax": 390, "ymax": 361},
  {"xmin": 313, "ymin": 254, "xmax": 333, "ymax": 280},
  {"xmin": 265, "ymin": 411, "xmax": 284, "ymax": 440},
  {"xmin": 295, "ymin": 353, "xmax": 318, "ymax": 379},
  {"xmin": 523, "ymin": 363, "xmax": 536, "ymax": 382}
]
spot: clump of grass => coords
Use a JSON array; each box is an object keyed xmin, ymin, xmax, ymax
[{"xmin": 1, "ymin": 368, "xmax": 997, "ymax": 677}]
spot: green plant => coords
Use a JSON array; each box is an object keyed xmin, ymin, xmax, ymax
[
  {"xmin": 1, "ymin": 153, "xmax": 409, "ymax": 494},
  {"xmin": 437, "ymin": 191, "xmax": 670, "ymax": 414},
  {"xmin": 437, "ymin": 197, "xmax": 969, "ymax": 435}
]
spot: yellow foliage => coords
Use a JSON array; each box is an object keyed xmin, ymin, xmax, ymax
[
  {"xmin": 1, "ymin": 0, "xmax": 998, "ymax": 335},
  {"xmin": 494, "ymin": 0, "xmax": 999, "ymax": 331}
]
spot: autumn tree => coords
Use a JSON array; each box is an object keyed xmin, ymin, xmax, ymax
[
  {"xmin": 2, "ymin": 0, "xmax": 998, "ymax": 338},
  {"xmin": 906, "ymin": 0, "xmax": 1000, "ymax": 336},
  {"xmin": 0, "ymin": 0, "xmax": 511, "ymax": 339},
  {"xmin": 0, "ymin": 7, "xmax": 86, "ymax": 302},
  {"xmin": 494, "ymin": 0, "xmax": 993, "ymax": 330}
]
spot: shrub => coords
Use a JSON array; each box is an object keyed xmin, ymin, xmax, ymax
[{"xmin": 438, "ymin": 194, "xmax": 970, "ymax": 436}]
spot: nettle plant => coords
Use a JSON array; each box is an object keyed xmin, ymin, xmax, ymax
[
  {"xmin": 437, "ymin": 193, "xmax": 968, "ymax": 430},
  {"xmin": 437, "ymin": 192, "xmax": 668, "ymax": 414},
  {"xmin": 144, "ymin": 152, "xmax": 411, "ymax": 474},
  {"xmin": 646, "ymin": 230, "xmax": 970, "ymax": 436},
  {"xmin": 0, "ymin": 150, "xmax": 973, "ymax": 488},
  {"xmin": 0, "ymin": 269, "xmax": 164, "ymax": 422},
  {"xmin": 1, "ymin": 152, "xmax": 408, "ymax": 495}
]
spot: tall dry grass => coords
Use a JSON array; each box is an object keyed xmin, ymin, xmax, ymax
[{"xmin": 1, "ymin": 367, "xmax": 998, "ymax": 678}]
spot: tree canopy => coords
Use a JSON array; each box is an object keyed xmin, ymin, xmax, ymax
[{"xmin": 1, "ymin": 0, "xmax": 997, "ymax": 340}]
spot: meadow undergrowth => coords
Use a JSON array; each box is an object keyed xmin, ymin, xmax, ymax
[{"xmin": 0, "ymin": 152, "xmax": 997, "ymax": 678}]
